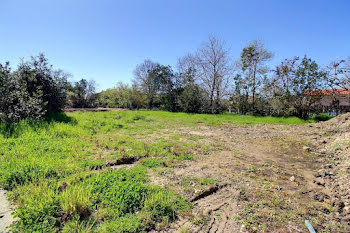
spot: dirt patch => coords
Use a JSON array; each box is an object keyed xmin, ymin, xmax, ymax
[
  {"xmin": 307, "ymin": 113, "xmax": 350, "ymax": 228},
  {"xmin": 149, "ymin": 122, "xmax": 347, "ymax": 232}
]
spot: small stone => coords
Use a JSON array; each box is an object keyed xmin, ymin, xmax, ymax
[
  {"xmin": 303, "ymin": 146, "xmax": 311, "ymax": 152},
  {"xmin": 290, "ymin": 176, "xmax": 295, "ymax": 182}
]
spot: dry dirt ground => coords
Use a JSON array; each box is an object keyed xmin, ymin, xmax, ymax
[{"xmin": 147, "ymin": 119, "xmax": 350, "ymax": 232}]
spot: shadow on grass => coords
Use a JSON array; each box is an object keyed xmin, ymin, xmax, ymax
[{"xmin": 0, "ymin": 112, "xmax": 77, "ymax": 138}]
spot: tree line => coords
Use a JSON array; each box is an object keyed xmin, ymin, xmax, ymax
[
  {"xmin": 100, "ymin": 36, "xmax": 350, "ymax": 118},
  {"xmin": 1, "ymin": 36, "xmax": 349, "ymax": 122}
]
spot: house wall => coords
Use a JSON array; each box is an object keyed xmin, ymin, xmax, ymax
[{"xmin": 320, "ymin": 95, "xmax": 350, "ymax": 107}]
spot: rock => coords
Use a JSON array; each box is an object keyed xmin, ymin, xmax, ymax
[
  {"xmin": 344, "ymin": 206, "xmax": 350, "ymax": 214},
  {"xmin": 290, "ymin": 176, "xmax": 295, "ymax": 182},
  {"xmin": 316, "ymin": 171, "xmax": 333, "ymax": 178},
  {"xmin": 303, "ymin": 146, "xmax": 311, "ymax": 152}
]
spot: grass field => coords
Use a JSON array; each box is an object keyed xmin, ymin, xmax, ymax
[{"xmin": 0, "ymin": 111, "xmax": 309, "ymax": 232}]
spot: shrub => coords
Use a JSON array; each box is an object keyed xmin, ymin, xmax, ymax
[
  {"xmin": 178, "ymin": 83, "xmax": 206, "ymax": 113},
  {"xmin": 0, "ymin": 54, "xmax": 68, "ymax": 122},
  {"xmin": 312, "ymin": 113, "xmax": 333, "ymax": 122}
]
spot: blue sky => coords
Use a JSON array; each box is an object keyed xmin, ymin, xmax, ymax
[{"xmin": 1, "ymin": 0, "xmax": 349, "ymax": 91}]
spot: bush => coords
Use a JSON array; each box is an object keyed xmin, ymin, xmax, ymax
[
  {"xmin": 178, "ymin": 84, "xmax": 206, "ymax": 113},
  {"xmin": 0, "ymin": 54, "xmax": 68, "ymax": 122},
  {"xmin": 312, "ymin": 113, "xmax": 333, "ymax": 122}
]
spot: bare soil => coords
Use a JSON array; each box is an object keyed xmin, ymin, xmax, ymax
[{"xmin": 149, "ymin": 122, "xmax": 349, "ymax": 232}]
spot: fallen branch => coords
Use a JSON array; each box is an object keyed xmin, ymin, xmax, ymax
[
  {"xmin": 190, "ymin": 183, "xmax": 229, "ymax": 202},
  {"xmin": 92, "ymin": 156, "xmax": 140, "ymax": 170}
]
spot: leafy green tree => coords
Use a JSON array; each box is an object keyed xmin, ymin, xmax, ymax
[
  {"xmin": 96, "ymin": 82, "xmax": 147, "ymax": 109},
  {"xmin": 238, "ymin": 40, "xmax": 273, "ymax": 113},
  {"xmin": 292, "ymin": 56, "xmax": 326, "ymax": 118},
  {"xmin": 178, "ymin": 83, "xmax": 205, "ymax": 113},
  {"xmin": 68, "ymin": 79, "xmax": 96, "ymax": 108},
  {"xmin": 148, "ymin": 65, "xmax": 179, "ymax": 111}
]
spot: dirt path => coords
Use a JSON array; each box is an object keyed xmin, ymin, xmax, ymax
[{"xmin": 0, "ymin": 189, "xmax": 14, "ymax": 233}]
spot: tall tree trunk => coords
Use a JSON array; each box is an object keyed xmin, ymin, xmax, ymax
[{"xmin": 252, "ymin": 64, "xmax": 257, "ymax": 113}]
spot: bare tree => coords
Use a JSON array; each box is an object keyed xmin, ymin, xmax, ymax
[
  {"xmin": 194, "ymin": 36, "xmax": 233, "ymax": 113},
  {"xmin": 177, "ymin": 53, "xmax": 198, "ymax": 85},
  {"xmin": 326, "ymin": 59, "xmax": 350, "ymax": 90},
  {"xmin": 132, "ymin": 59, "xmax": 159, "ymax": 108}
]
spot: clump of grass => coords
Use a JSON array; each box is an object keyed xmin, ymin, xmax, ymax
[
  {"xmin": 62, "ymin": 217, "xmax": 95, "ymax": 233},
  {"xmin": 60, "ymin": 183, "xmax": 92, "ymax": 219},
  {"xmin": 141, "ymin": 158, "xmax": 164, "ymax": 168},
  {"xmin": 10, "ymin": 181, "xmax": 61, "ymax": 232},
  {"xmin": 140, "ymin": 188, "xmax": 190, "ymax": 229},
  {"xmin": 96, "ymin": 214, "xmax": 141, "ymax": 233}
]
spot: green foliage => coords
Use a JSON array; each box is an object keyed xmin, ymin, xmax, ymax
[
  {"xmin": 62, "ymin": 218, "xmax": 95, "ymax": 233},
  {"xmin": 140, "ymin": 188, "xmax": 190, "ymax": 226},
  {"xmin": 0, "ymin": 54, "xmax": 68, "ymax": 123},
  {"xmin": 67, "ymin": 79, "xmax": 97, "ymax": 108},
  {"xmin": 0, "ymin": 54, "xmax": 67, "ymax": 122},
  {"xmin": 60, "ymin": 183, "xmax": 92, "ymax": 218},
  {"xmin": 178, "ymin": 83, "xmax": 206, "ymax": 113},
  {"xmin": 141, "ymin": 158, "xmax": 164, "ymax": 168},
  {"xmin": 10, "ymin": 182, "xmax": 61, "ymax": 233},
  {"xmin": 0, "ymin": 161, "xmax": 60, "ymax": 190},
  {"xmin": 312, "ymin": 113, "xmax": 333, "ymax": 122},
  {"xmin": 90, "ymin": 171, "xmax": 149, "ymax": 216},
  {"xmin": 97, "ymin": 214, "xmax": 141, "ymax": 233}
]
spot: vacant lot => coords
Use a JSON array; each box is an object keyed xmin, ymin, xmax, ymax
[{"xmin": 0, "ymin": 111, "xmax": 347, "ymax": 232}]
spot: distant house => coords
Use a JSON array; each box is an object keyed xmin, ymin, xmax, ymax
[{"xmin": 306, "ymin": 88, "xmax": 350, "ymax": 113}]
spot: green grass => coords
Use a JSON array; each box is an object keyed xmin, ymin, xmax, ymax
[{"xmin": 0, "ymin": 110, "xmax": 306, "ymax": 232}]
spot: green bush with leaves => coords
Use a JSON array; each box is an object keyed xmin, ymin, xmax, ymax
[{"xmin": 0, "ymin": 54, "xmax": 68, "ymax": 122}]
